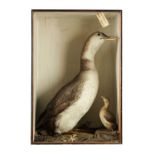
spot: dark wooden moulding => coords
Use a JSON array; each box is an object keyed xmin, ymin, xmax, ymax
[{"xmin": 31, "ymin": 9, "xmax": 122, "ymax": 144}]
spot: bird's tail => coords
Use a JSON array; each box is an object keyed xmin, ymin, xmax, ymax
[
  {"xmin": 112, "ymin": 123, "xmax": 118, "ymax": 131},
  {"xmin": 36, "ymin": 110, "xmax": 56, "ymax": 136},
  {"xmin": 36, "ymin": 110, "xmax": 47, "ymax": 130}
]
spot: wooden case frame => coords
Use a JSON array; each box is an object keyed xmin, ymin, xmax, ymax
[{"xmin": 31, "ymin": 9, "xmax": 122, "ymax": 144}]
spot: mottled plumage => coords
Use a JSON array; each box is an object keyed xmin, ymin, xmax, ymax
[{"xmin": 36, "ymin": 75, "xmax": 84, "ymax": 134}]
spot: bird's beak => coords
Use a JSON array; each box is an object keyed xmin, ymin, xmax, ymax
[
  {"xmin": 100, "ymin": 32, "xmax": 119, "ymax": 40},
  {"xmin": 106, "ymin": 36, "xmax": 118, "ymax": 40},
  {"xmin": 101, "ymin": 96, "xmax": 106, "ymax": 103}
]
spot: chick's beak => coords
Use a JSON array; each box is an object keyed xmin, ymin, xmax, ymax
[{"xmin": 106, "ymin": 36, "xmax": 118, "ymax": 40}]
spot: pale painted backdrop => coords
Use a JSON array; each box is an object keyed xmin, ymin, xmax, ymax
[{"xmin": 33, "ymin": 11, "xmax": 121, "ymax": 128}]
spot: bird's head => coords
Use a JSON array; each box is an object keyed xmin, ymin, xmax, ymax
[
  {"xmin": 88, "ymin": 31, "xmax": 117, "ymax": 47},
  {"xmin": 82, "ymin": 32, "xmax": 117, "ymax": 61},
  {"xmin": 101, "ymin": 96, "xmax": 110, "ymax": 108}
]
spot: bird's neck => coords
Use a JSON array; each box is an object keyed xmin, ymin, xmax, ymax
[
  {"xmin": 103, "ymin": 103, "xmax": 109, "ymax": 109},
  {"xmin": 81, "ymin": 43, "xmax": 97, "ymax": 70},
  {"xmin": 81, "ymin": 42, "xmax": 97, "ymax": 61},
  {"xmin": 80, "ymin": 59, "xmax": 96, "ymax": 70}
]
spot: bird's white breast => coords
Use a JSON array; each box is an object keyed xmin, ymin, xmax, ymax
[
  {"xmin": 99, "ymin": 110, "xmax": 111, "ymax": 127},
  {"xmin": 55, "ymin": 70, "xmax": 99, "ymax": 134}
]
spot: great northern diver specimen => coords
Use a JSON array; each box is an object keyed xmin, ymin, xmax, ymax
[{"xmin": 37, "ymin": 32, "xmax": 116, "ymax": 135}]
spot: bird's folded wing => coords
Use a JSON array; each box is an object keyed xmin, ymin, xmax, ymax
[
  {"xmin": 46, "ymin": 78, "xmax": 85, "ymax": 117},
  {"xmin": 104, "ymin": 112, "xmax": 115, "ymax": 123}
]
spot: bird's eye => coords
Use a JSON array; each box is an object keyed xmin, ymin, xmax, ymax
[{"xmin": 97, "ymin": 33, "xmax": 100, "ymax": 36}]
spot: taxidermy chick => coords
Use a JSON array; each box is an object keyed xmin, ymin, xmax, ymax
[
  {"xmin": 36, "ymin": 32, "xmax": 117, "ymax": 136},
  {"xmin": 99, "ymin": 96, "xmax": 117, "ymax": 131}
]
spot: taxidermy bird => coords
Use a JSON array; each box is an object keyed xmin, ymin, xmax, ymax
[
  {"xmin": 99, "ymin": 96, "xmax": 117, "ymax": 131},
  {"xmin": 37, "ymin": 32, "xmax": 116, "ymax": 135}
]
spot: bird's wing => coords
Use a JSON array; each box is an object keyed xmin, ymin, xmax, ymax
[
  {"xmin": 104, "ymin": 111, "xmax": 115, "ymax": 123},
  {"xmin": 44, "ymin": 76, "xmax": 85, "ymax": 118},
  {"xmin": 37, "ymin": 75, "xmax": 85, "ymax": 130}
]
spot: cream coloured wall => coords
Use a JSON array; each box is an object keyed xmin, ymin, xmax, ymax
[{"xmin": 33, "ymin": 11, "xmax": 121, "ymax": 128}]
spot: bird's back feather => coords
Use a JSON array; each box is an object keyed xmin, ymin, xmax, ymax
[{"xmin": 36, "ymin": 74, "xmax": 84, "ymax": 134}]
